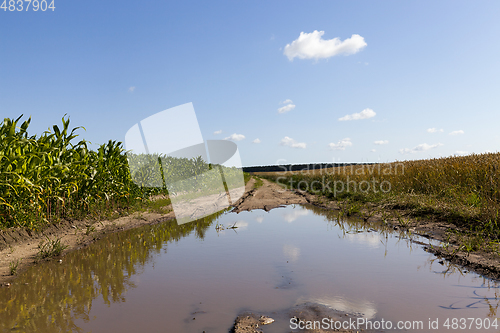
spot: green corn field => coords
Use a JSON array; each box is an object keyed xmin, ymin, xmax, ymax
[
  {"xmin": 0, "ymin": 115, "xmax": 245, "ymax": 230},
  {"xmin": 0, "ymin": 115, "xmax": 144, "ymax": 229}
]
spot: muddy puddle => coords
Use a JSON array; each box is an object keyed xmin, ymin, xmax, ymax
[{"xmin": 1, "ymin": 205, "xmax": 499, "ymax": 332}]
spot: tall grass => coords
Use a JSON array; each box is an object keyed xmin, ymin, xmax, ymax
[{"xmin": 262, "ymin": 153, "xmax": 500, "ymax": 230}]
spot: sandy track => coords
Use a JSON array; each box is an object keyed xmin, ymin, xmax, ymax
[{"xmin": 232, "ymin": 178, "xmax": 309, "ymax": 213}]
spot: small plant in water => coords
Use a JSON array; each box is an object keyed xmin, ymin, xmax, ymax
[
  {"xmin": 338, "ymin": 200, "xmax": 361, "ymax": 217},
  {"xmin": 227, "ymin": 222, "xmax": 238, "ymax": 229},
  {"xmin": 360, "ymin": 208, "xmax": 375, "ymax": 222},
  {"xmin": 395, "ymin": 211, "xmax": 412, "ymax": 228},
  {"xmin": 441, "ymin": 234, "xmax": 452, "ymax": 252},
  {"xmin": 215, "ymin": 222, "xmax": 225, "ymax": 231},
  {"xmin": 36, "ymin": 236, "xmax": 68, "ymax": 260},
  {"xmin": 379, "ymin": 210, "xmax": 390, "ymax": 224}
]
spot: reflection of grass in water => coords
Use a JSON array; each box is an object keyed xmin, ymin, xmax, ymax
[
  {"xmin": 0, "ymin": 208, "xmax": 226, "ymax": 333},
  {"xmin": 428, "ymin": 259, "xmax": 500, "ymax": 318},
  {"xmin": 302, "ymin": 204, "xmax": 420, "ymax": 256},
  {"xmin": 306, "ymin": 203, "xmax": 500, "ymax": 318}
]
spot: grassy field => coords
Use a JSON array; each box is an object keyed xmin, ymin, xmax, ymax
[{"xmin": 259, "ymin": 153, "xmax": 500, "ymax": 252}]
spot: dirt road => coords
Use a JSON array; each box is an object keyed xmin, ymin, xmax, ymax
[
  {"xmin": 0, "ymin": 177, "xmax": 307, "ymax": 284},
  {"xmin": 2, "ymin": 177, "xmax": 500, "ymax": 285},
  {"xmin": 232, "ymin": 177, "xmax": 310, "ymax": 213}
]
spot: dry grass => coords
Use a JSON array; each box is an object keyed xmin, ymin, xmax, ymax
[{"xmin": 261, "ymin": 153, "xmax": 500, "ymax": 238}]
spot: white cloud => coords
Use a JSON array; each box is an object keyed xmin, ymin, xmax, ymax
[
  {"xmin": 370, "ymin": 149, "xmax": 376, "ymax": 152},
  {"xmin": 399, "ymin": 143, "xmax": 443, "ymax": 154},
  {"xmin": 427, "ymin": 128, "xmax": 443, "ymax": 133},
  {"xmin": 283, "ymin": 244, "xmax": 301, "ymax": 262},
  {"xmin": 345, "ymin": 232, "xmax": 382, "ymax": 249},
  {"xmin": 252, "ymin": 138, "xmax": 261, "ymax": 144},
  {"xmin": 224, "ymin": 133, "xmax": 245, "ymax": 141},
  {"xmin": 278, "ymin": 103, "xmax": 296, "ymax": 114},
  {"xmin": 281, "ymin": 99, "xmax": 293, "ymax": 104},
  {"xmin": 214, "ymin": 130, "xmax": 222, "ymax": 135},
  {"xmin": 374, "ymin": 140, "xmax": 389, "ymax": 145},
  {"xmin": 128, "ymin": 86, "xmax": 135, "ymax": 93},
  {"xmin": 255, "ymin": 216, "xmax": 264, "ymax": 223},
  {"xmin": 455, "ymin": 151, "xmax": 468, "ymax": 155},
  {"xmin": 328, "ymin": 138, "xmax": 353, "ymax": 150},
  {"xmin": 280, "ymin": 136, "xmax": 306, "ymax": 149},
  {"xmin": 282, "ymin": 210, "xmax": 309, "ymax": 223},
  {"xmin": 338, "ymin": 108, "xmax": 376, "ymax": 121},
  {"xmin": 284, "ymin": 31, "xmax": 367, "ymax": 61},
  {"xmin": 449, "ymin": 130, "xmax": 464, "ymax": 136}
]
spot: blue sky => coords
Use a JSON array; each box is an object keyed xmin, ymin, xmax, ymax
[{"xmin": 1, "ymin": 0, "xmax": 499, "ymax": 166}]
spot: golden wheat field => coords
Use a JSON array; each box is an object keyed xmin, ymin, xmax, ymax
[{"xmin": 259, "ymin": 153, "xmax": 500, "ymax": 229}]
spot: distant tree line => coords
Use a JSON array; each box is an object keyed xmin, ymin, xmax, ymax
[{"xmin": 242, "ymin": 163, "xmax": 375, "ymax": 173}]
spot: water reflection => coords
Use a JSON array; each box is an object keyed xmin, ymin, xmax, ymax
[
  {"xmin": 423, "ymin": 258, "xmax": 500, "ymax": 318},
  {"xmin": 302, "ymin": 203, "xmax": 425, "ymax": 251},
  {"xmin": 283, "ymin": 244, "xmax": 301, "ymax": 262},
  {"xmin": 0, "ymin": 210, "xmax": 225, "ymax": 332},
  {"xmin": 282, "ymin": 208, "xmax": 309, "ymax": 223},
  {"xmin": 295, "ymin": 296, "xmax": 377, "ymax": 320},
  {"xmin": 299, "ymin": 204, "xmax": 500, "ymax": 324},
  {"xmin": 438, "ymin": 283, "xmax": 500, "ymax": 317},
  {"xmin": 1, "ymin": 204, "xmax": 499, "ymax": 333}
]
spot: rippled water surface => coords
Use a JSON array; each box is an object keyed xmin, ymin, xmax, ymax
[{"xmin": 1, "ymin": 205, "xmax": 499, "ymax": 332}]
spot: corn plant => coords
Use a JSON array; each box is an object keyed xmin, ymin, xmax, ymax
[
  {"xmin": 0, "ymin": 115, "xmax": 140, "ymax": 229},
  {"xmin": 0, "ymin": 115, "xmax": 241, "ymax": 229}
]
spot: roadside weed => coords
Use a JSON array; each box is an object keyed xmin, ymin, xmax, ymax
[
  {"xmin": 85, "ymin": 225, "xmax": 96, "ymax": 235},
  {"xmin": 36, "ymin": 236, "xmax": 68, "ymax": 260},
  {"xmin": 9, "ymin": 259, "xmax": 21, "ymax": 275}
]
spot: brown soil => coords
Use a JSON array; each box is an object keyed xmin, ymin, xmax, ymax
[
  {"xmin": 2, "ymin": 177, "xmax": 500, "ymax": 286},
  {"xmin": 231, "ymin": 303, "xmax": 379, "ymax": 333},
  {"xmin": 232, "ymin": 178, "xmax": 310, "ymax": 213},
  {"xmin": 231, "ymin": 314, "xmax": 274, "ymax": 333}
]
